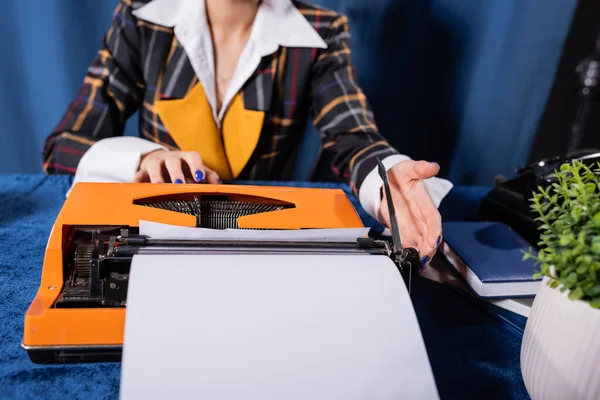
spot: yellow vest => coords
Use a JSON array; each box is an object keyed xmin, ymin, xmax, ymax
[{"xmin": 154, "ymin": 83, "xmax": 264, "ymax": 180}]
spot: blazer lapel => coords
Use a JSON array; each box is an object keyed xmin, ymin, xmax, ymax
[
  {"xmin": 159, "ymin": 35, "xmax": 199, "ymax": 100},
  {"xmin": 240, "ymin": 51, "xmax": 281, "ymax": 113}
]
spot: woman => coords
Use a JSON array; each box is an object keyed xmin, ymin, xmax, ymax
[{"xmin": 42, "ymin": 0, "xmax": 452, "ymax": 267}]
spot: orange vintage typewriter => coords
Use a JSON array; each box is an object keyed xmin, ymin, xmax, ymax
[{"xmin": 22, "ymin": 162, "xmax": 420, "ymax": 363}]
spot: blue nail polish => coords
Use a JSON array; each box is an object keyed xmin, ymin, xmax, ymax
[
  {"xmin": 195, "ymin": 170, "xmax": 204, "ymax": 182},
  {"xmin": 436, "ymin": 236, "xmax": 441, "ymax": 247},
  {"xmin": 174, "ymin": 179, "xmax": 183, "ymax": 184},
  {"xmin": 420, "ymin": 256, "xmax": 429, "ymax": 267}
]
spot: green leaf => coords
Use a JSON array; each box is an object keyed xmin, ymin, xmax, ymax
[
  {"xmin": 578, "ymin": 231, "xmax": 588, "ymax": 245},
  {"xmin": 576, "ymin": 255, "xmax": 593, "ymax": 266},
  {"xmin": 593, "ymin": 212, "xmax": 600, "ymax": 225},
  {"xmin": 567, "ymin": 189, "xmax": 579, "ymax": 198},
  {"xmin": 592, "ymin": 242, "xmax": 600, "ymax": 254},
  {"xmin": 577, "ymin": 265, "xmax": 588, "ymax": 274},
  {"xmin": 590, "ymin": 298, "xmax": 600, "ymax": 309},
  {"xmin": 559, "ymin": 235, "xmax": 572, "ymax": 246},
  {"xmin": 586, "ymin": 284, "xmax": 600, "ymax": 297},
  {"xmin": 566, "ymin": 272, "xmax": 579, "ymax": 285},
  {"xmin": 568, "ymin": 287, "xmax": 585, "ymax": 300},
  {"xmin": 571, "ymin": 207, "xmax": 582, "ymax": 223},
  {"xmin": 540, "ymin": 263, "xmax": 552, "ymax": 274},
  {"xmin": 585, "ymin": 183, "xmax": 596, "ymax": 194},
  {"xmin": 522, "ymin": 251, "xmax": 537, "ymax": 261}
]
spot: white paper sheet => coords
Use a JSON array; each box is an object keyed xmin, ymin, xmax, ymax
[
  {"xmin": 139, "ymin": 220, "xmax": 371, "ymax": 242},
  {"xmin": 120, "ymin": 254, "xmax": 439, "ymax": 400}
]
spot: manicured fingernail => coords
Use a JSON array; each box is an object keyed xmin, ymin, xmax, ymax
[
  {"xmin": 430, "ymin": 162, "xmax": 439, "ymax": 167},
  {"xmin": 420, "ymin": 256, "xmax": 429, "ymax": 267},
  {"xmin": 195, "ymin": 170, "xmax": 204, "ymax": 182},
  {"xmin": 174, "ymin": 179, "xmax": 183, "ymax": 184},
  {"xmin": 436, "ymin": 236, "xmax": 441, "ymax": 247},
  {"xmin": 218, "ymin": 179, "xmax": 223, "ymax": 183}
]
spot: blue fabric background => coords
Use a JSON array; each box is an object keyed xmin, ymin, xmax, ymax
[{"xmin": 0, "ymin": 0, "xmax": 575, "ymax": 184}]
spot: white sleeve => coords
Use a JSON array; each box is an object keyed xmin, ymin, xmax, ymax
[
  {"xmin": 67, "ymin": 137, "xmax": 167, "ymax": 196},
  {"xmin": 358, "ymin": 154, "xmax": 454, "ymax": 236}
]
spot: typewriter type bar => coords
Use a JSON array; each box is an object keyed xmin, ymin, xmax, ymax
[{"xmin": 51, "ymin": 226, "xmax": 393, "ymax": 310}]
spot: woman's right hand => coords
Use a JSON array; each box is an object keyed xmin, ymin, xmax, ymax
[{"xmin": 133, "ymin": 150, "xmax": 221, "ymax": 184}]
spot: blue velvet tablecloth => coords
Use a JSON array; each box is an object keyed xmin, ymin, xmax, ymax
[{"xmin": 0, "ymin": 174, "xmax": 530, "ymax": 399}]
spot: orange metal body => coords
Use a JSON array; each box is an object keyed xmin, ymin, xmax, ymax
[{"xmin": 23, "ymin": 182, "xmax": 364, "ymax": 349}]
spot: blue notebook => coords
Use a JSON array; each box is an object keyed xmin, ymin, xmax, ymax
[{"xmin": 439, "ymin": 221, "xmax": 541, "ymax": 299}]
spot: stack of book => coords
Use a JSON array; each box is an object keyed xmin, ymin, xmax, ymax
[{"xmin": 437, "ymin": 221, "xmax": 541, "ymax": 317}]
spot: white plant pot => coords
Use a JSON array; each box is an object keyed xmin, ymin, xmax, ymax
[{"xmin": 521, "ymin": 277, "xmax": 600, "ymax": 400}]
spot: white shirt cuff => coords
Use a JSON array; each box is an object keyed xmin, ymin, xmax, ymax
[
  {"xmin": 358, "ymin": 154, "xmax": 454, "ymax": 236},
  {"xmin": 67, "ymin": 137, "xmax": 167, "ymax": 196}
]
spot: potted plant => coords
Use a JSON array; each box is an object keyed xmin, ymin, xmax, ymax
[{"xmin": 520, "ymin": 160, "xmax": 600, "ymax": 400}]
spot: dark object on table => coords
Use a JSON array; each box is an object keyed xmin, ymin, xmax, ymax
[{"xmin": 480, "ymin": 150, "xmax": 600, "ymax": 247}]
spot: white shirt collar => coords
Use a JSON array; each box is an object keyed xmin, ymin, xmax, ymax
[
  {"xmin": 132, "ymin": 0, "xmax": 327, "ymax": 56},
  {"xmin": 132, "ymin": 0, "xmax": 327, "ymax": 124}
]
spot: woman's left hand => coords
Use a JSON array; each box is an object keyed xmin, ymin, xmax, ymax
[{"xmin": 378, "ymin": 160, "xmax": 442, "ymax": 271}]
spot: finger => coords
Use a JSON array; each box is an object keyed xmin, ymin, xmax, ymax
[
  {"xmin": 419, "ymin": 247, "xmax": 437, "ymax": 273},
  {"xmin": 205, "ymin": 168, "xmax": 221, "ymax": 184},
  {"xmin": 422, "ymin": 208, "xmax": 442, "ymax": 248},
  {"xmin": 412, "ymin": 215, "xmax": 435, "ymax": 270},
  {"xmin": 414, "ymin": 160, "xmax": 440, "ymax": 179},
  {"xmin": 133, "ymin": 169, "xmax": 148, "ymax": 183},
  {"xmin": 181, "ymin": 152, "xmax": 206, "ymax": 182},
  {"xmin": 392, "ymin": 160, "xmax": 440, "ymax": 182},
  {"xmin": 404, "ymin": 204, "xmax": 431, "ymax": 267},
  {"xmin": 164, "ymin": 154, "xmax": 185, "ymax": 184},
  {"xmin": 415, "ymin": 184, "xmax": 442, "ymax": 248},
  {"xmin": 146, "ymin": 159, "xmax": 165, "ymax": 183},
  {"xmin": 403, "ymin": 200, "xmax": 438, "ymax": 273}
]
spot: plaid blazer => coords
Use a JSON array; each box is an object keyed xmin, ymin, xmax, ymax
[{"xmin": 42, "ymin": 0, "xmax": 400, "ymax": 195}]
